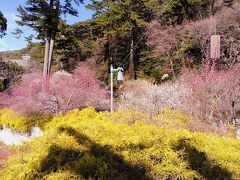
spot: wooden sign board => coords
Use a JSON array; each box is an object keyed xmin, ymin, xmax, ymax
[
  {"xmin": 210, "ymin": 35, "xmax": 221, "ymax": 59},
  {"xmin": 237, "ymin": 128, "xmax": 240, "ymax": 139}
]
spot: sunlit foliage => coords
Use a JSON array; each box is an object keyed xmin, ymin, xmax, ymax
[{"xmin": 1, "ymin": 108, "xmax": 240, "ymax": 179}]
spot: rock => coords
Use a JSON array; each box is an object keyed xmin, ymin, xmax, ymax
[
  {"xmin": 51, "ymin": 70, "xmax": 72, "ymax": 82},
  {"xmin": 161, "ymin": 74, "xmax": 170, "ymax": 80},
  {"xmin": 52, "ymin": 70, "xmax": 72, "ymax": 78}
]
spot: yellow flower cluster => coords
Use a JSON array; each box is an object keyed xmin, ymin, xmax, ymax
[
  {"xmin": 0, "ymin": 109, "xmax": 52, "ymax": 132},
  {"xmin": 0, "ymin": 108, "xmax": 240, "ymax": 179}
]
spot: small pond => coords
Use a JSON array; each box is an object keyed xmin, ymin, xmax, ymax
[{"xmin": 0, "ymin": 126, "xmax": 43, "ymax": 145}]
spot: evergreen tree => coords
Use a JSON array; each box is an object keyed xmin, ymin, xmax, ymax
[
  {"xmin": 0, "ymin": 61, "xmax": 24, "ymax": 92},
  {"xmin": 88, "ymin": 0, "xmax": 153, "ymax": 79},
  {"xmin": 54, "ymin": 20, "xmax": 99, "ymax": 71},
  {"xmin": 16, "ymin": 0, "xmax": 84, "ymax": 78},
  {"xmin": 0, "ymin": 11, "xmax": 7, "ymax": 38},
  {"xmin": 145, "ymin": 0, "xmax": 213, "ymax": 25}
]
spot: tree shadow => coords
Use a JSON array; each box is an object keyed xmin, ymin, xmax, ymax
[
  {"xmin": 174, "ymin": 139, "xmax": 232, "ymax": 180},
  {"xmin": 39, "ymin": 126, "xmax": 151, "ymax": 179}
]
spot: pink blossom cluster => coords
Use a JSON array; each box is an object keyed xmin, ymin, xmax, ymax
[
  {"xmin": 180, "ymin": 62, "xmax": 240, "ymax": 124},
  {"xmin": 0, "ymin": 66, "xmax": 108, "ymax": 114}
]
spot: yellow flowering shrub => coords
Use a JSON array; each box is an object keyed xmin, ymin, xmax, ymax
[
  {"xmin": 43, "ymin": 171, "xmax": 81, "ymax": 180},
  {"xmin": 0, "ymin": 109, "xmax": 52, "ymax": 132},
  {"xmin": 103, "ymin": 106, "xmax": 191, "ymax": 129},
  {"xmin": 0, "ymin": 108, "xmax": 240, "ymax": 179},
  {"xmin": 155, "ymin": 108, "xmax": 190, "ymax": 128}
]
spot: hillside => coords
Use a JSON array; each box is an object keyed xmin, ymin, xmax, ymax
[
  {"xmin": 0, "ymin": 50, "xmax": 25, "ymax": 60},
  {"xmin": 0, "ymin": 0, "xmax": 239, "ymax": 179}
]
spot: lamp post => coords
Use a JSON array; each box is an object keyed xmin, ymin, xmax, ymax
[{"xmin": 110, "ymin": 65, "xmax": 124, "ymax": 113}]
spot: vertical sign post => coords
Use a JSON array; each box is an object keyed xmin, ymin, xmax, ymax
[{"xmin": 210, "ymin": 35, "xmax": 221, "ymax": 59}]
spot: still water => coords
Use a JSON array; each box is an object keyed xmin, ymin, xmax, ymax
[{"xmin": 0, "ymin": 126, "xmax": 43, "ymax": 145}]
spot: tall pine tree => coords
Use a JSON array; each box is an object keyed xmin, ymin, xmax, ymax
[
  {"xmin": 88, "ymin": 0, "xmax": 152, "ymax": 79},
  {"xmin": 16, "ymin": 0, "xmax": 84, "ymax": 78}
]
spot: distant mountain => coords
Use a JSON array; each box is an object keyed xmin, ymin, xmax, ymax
[{"xmin": 0, "ymin": 48, "xmax": 28, "ymax": 60}]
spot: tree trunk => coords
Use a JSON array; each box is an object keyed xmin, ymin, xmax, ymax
[
  {"xmin": 129, "ymin": 34, "xmax": 135, "ymax": 79},
  {"xmin": 43, "ymin": 0, "xmax": 54, "ymax": 79},
  {"xmin": 43, "ymin": 38, "xmax": 50, "ymax": 78},
  {"xmin": 47, "ymin": 37, "xmax": 54, "ymax": 75},
  {"xmin": 44, "ymin": 0, "xmax": 56, "ymax": 77}
]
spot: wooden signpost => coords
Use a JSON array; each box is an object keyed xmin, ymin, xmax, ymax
[{"xmin": 210, "ymin": 35, "xmax": 221, "ymax": 59}]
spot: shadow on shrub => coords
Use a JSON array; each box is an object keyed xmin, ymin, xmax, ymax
[
  {"xmin": 39, "ymin": 126, "xmax": 150, "ymax": 179},
  {"xmin": 174, "ymin": 139, "xmax": 232, "ymax": 180}
]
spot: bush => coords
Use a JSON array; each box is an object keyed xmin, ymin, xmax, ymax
[
  {"xmin": 110, "ymin": 106, "xmax": 191, "ymax": 129},
  {"xmin": 118, "ymin": 74, "xmax": 239, "ymax": 134},
  {"xmin": 119, "ymin": 80, "xmax": 182, "ymax": 116},
  {"xmin": 0, "ymin": 66, "xmax": 108, "ymax": 114},
  {"xmin": 0, "ymin": 109, "xmax": 52, "ymax": 132},
  {"xmin": 1, "ymin": 108, "xmax": 240, "ymax": 179},
  {"xmin": 180, "ymin": 63, "xmax": 240, "ymax": 125},
  {"xmin": 0, "ymin": 61, "xmax": 24, "ymax": 92}
]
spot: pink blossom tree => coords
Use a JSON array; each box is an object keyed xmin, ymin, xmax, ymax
[
  {"xmin": 0, "ymin": 66, "xmax": 108, "ymax": 114},
  {"xmin": 146, "ymin": 20, "xmax": 181, "ymax": 78},
  {"xmin": 180, "ymin": 62, "xmax": 240, "ymax": 124},
  {"xmin": 183, "ymin": 5, "xmax": 240, "ymax": 65}
]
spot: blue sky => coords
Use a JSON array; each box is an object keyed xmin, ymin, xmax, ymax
[{"xmin": 0, "ymin": 0, "xmax": 93, "ymax": 52}]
